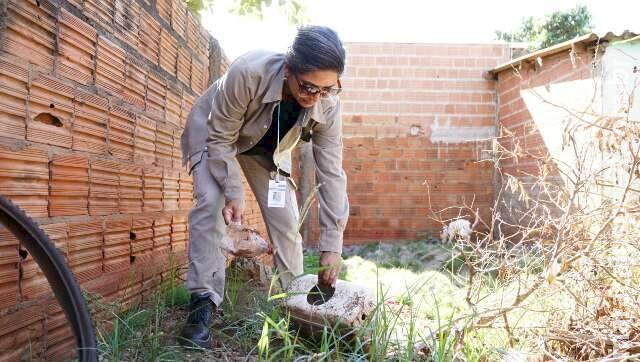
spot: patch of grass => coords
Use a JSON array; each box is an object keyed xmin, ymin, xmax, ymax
[{"xmin": 95, "ymin": 241, "xmax": 571, "ymax": 361}]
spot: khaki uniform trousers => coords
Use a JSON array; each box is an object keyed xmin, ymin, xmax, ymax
[{"xmin": 185, "ymin": 150, "xmax": 303, "ymax": 306}]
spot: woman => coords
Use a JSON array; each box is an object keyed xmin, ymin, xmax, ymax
[{"xmin": 179, "ymin": 25, "xmax": 349, "ymax": 348}]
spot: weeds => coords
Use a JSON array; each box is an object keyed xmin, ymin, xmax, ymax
[{"xmin": 95, "ymin": 240, "xmax": 563, "ymax": 361}]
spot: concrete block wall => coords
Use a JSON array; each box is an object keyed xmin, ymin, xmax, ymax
[
  {"xmin": 301, "ymin": 42, "xmax": 510, "ymax": 245},
  {"xmin": 0, "ymin": 0, "xmax": 266, "ymax": 358}
]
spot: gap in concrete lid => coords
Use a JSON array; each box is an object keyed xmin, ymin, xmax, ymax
[
  {"xmin": 307, "ymin": 284, "xmax": 335, "ymax": 306},
  {"xmin": 34, "ymin": 113, "xmax": 63, "ymax": 127},
  {"xmin": 129, "ymin": 231, "xmax": 137, "ymax": 240}
]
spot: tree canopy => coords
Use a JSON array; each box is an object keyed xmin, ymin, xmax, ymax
[
  {"xmin": 495, "ymin": 5, "xmax": 593, "ymax": 50},
  {"xmin": 186, "ymin": 0, "xmax": 307, "ymax": 24}
]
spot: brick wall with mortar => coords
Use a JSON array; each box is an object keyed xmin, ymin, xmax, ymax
[
  {"xmin": 493, "ymin": 43, "xmax": 597, "ymax": 233},
  {"xmin": 298, "ymin": 42, "xmax": 510, "ymax": 245},
  {"xmin": 0, "ymin": 0, "xmax": 266, "ymax": 358}
]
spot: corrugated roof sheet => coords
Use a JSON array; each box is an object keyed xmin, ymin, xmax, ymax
[{"xmin": 487, "ymin": 30, "xmax": 639, "ymax": 77}]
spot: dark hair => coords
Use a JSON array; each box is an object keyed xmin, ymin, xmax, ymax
[{"xmin": 285, "ymin": 25, "xmax": 346, "ymax": 76}]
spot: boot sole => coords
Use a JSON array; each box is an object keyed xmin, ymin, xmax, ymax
[{"xmin": 178, "ymin": 334, "xmax": 211, "ymax": 349}]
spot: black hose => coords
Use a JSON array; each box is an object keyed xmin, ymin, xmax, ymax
[{"xmin": 0, "ymin": 195, "xmax": 97, "ymax": 361}]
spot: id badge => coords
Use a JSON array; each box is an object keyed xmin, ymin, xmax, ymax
[{"xmin": 268, "ymin": 179, "xmax": 287, "ymax": 208}]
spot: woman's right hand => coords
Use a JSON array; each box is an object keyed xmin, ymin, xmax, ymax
[{"xmin": 222, "ymin": 199, "xmax": 245, "ymax": 225}]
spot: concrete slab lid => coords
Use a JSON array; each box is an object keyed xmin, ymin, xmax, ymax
[{"xmin": 283, "ymin": 274, "xmax": 376, "ymax": 331}]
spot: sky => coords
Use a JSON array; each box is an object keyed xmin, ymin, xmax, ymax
[{"xmin": 201, "ymin": 0, "xmax": 640, "ymax": 60}]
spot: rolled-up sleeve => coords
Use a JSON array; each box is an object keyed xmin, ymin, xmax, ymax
[
  {"xmin": 206, "ymin": 57, "xmax": 252, "ymax": 203},
  {"xmin": 312, "ymin": 99, "xmax": 349, "ymax": 253}
]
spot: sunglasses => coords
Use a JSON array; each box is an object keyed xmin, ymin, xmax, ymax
[{"xmin": 292, "ymin": 73, "xmax": 342, "ymax": 98}]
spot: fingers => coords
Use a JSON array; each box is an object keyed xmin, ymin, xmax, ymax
[
  {"xmin": 222, "ymin": 200, "xmax": 244, "ymax": 226},
  {"xmin": 328, "ymin": 264, "xmax": 339, "ymax": 287},
  {"xmin": 318, "ymin": 263, "xmax": 339, "ymax": 287},
  {"xmin": 232, "ymin": 206, "xmax": 242, "ymax": 224},
  {"xmin": 222, "ymin": 207, "xmax": 232, "ymax": 225}
]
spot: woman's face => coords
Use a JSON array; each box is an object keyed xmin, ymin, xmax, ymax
[{"xmin": 285, "ymin": 69, "xmax": 339, "ymax": 108}]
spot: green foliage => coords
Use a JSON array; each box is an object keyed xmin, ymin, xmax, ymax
[
  {"xmin": 495, "ymin": 5, "xmax": 593, "ymax": 50},
  {"xmin": 186, "ymin": 0, "xmax": 307, "ymax": 24}
]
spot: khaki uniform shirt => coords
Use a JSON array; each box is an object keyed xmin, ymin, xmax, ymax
[{"xmin": 180, "ymin": 50, "xmax": 349, "ymax": 253}]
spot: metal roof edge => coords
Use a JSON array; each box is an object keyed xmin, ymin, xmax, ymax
[{"xmin": 486, "ymin": 30, "xmax": 639, "ymax": 78}]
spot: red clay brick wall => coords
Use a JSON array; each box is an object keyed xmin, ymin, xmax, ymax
[
  {"xmin": 0, "ymin": 0, "xmax": 266, "ymax": 359},
  {"xmin": 495, "ymin": 44, "xmax": 596, "ymax": 229},
  {"xmin": 299, "ymin": 43, "xmax": 510, "ymax": 245}
]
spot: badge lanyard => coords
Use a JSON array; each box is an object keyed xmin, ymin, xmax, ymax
[{"xmin": 268, "ymin": 102, "xmax": 286, "ymax": 208}]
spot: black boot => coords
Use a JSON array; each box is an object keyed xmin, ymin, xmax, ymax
[{"xmin": 179, "ymin": 293, "xmax": 215, "ymax": 348}]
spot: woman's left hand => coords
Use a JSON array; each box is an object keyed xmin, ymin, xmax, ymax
[{"xmin": 318, "ymin": 251, "xmax": 342, "ymax": 288}]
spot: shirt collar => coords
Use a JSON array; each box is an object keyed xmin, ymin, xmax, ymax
[
  {"xmin": 262, "ymin": 58, "xmax": 328, "ymax": 124},
  {"xmin": 262, "ymin": 62, "xmax": 285, "ymax": 104}
]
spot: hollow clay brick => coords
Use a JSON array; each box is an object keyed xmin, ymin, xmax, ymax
[
  {"xmin": 67, "ymin": 219, "xmax": 103, "ymax": 283},
  {"xmin": 0, "ymin": 304, "xmax": 44, "ymax": 351},
  {"xmin": 96, "ymin": 37, "xmax": 126, "ymax": 96},
  {"xmin": 0, "ymin": 228, "xmax": 19, "ymax": 310},
  {"xmin": 118, "ymin": 163, "xmax": 143, "ymax": 214},
  {"xmin": 57, "ymin": 9, "xmax": 97, "ymax": 86},
  {"xmin": 0, "ymin": 145, "xmax": 49, "ymax": 217},
  {"xmin": 133, "ymin": 115, "xmax": 157, "ymax": 165},
  {"xmin": 3, "ymin": 0, "xmax": 56, "ymax": 72},
  {"xmin": 171, "ymin": 213, "xmax": 187, "ymax": 253},
  {"xmin": 49, "ymin": 154, "xmax": 90, "ymax": 217},
  {"xmin": 178, "ymin": 171, "xmax": 194, "ymax": 210},
  {"xmin": 155, "ymin": 123, "xmax": 174, "ymax": 167},
  {"xmin": 84, "ymin": 0, "xmax": 115, "ymax": 33},
  {"xmin": 156, "ymin": 0, "xmax": 172, "ymax": 23},
  {"xmin": 124, "ymin": 57, "xmax": 147, "ymax": 109},
  {"xmin": 139, "ymin": 12, "xmax": 161, "ymax": 65},
  {"xmin": 0, "ymin": 56, "xmax": 28, "ymax": 140},
  {"xmin": 89, "ymin": 159, "xmax": 119, "ymax": 216},
  {"xmin": 20, "ymin": 251, "xmax": 54, "ymax": 300},
  {"xmin": 103, "ymin": 217, "xmax": 132, "ymax": 273},
  {"xmin": 71, "ymin": 91, "xmax": 109, "ymax": 155},
  {"xmin": 143, "ymin": 167, "xmax": 163, "ymax": 212},
  {"xmin": 172, "ymin": 128, "xmax": 183, "ymax": 169},
  {"xmin": 82, "ymin": 269, "xmax": 127, "ymax": 305},
  {"xmin": 151, "ymin": 244, "xmax": 171, "ymax": 274},
  {"xmin": 119, "ymin": 277, "xmax": 143, "ymax": 309},
  {"xmin": 162, "ymin": 169, "xmax": 179, "ymax": 211},
  {"xmin": 114, "ymin": 0, "xmax": 142, "ymax": 50},
  {"xmin": 44, "ymin": 305, "xmax": 75, "ymax": 361},
  {"xmin": 186, "ymin": 12, "xmax": 202, "ymax": 54},
  {"xmin": 132, "ymin": 216, "xmax": 154, "ymax": 256},
  {"xmin": 40, "ymin": 222, "xmax": 69, "ymax": 261},
  {"xmin": 28, "ymin": 75, "xmax": 74, "ymax": 149},
  {"xmin": 159, "ymin": 29, "xmax": 178, "ymax": 76},
  {"xmin": 146, "ymin": 72, "xmax": 166, "ymax": 119},
  {"xmin": 153, "ymin": 214, "xmax": 172, "ymax": 249},
  {"xmin": 171, "ymin": 0, "xmax": 187, "ymax": 39},
  {"xmin": 166, "ymin": 85, "xmax": 182, "ymax": 128},
  {"xmin": 109, "ymin": 105, "xmax": 135, "ymax": 161},
  {"xmin": 191, "ymin": 56, "xmax": 205, "ymax": 94}
]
